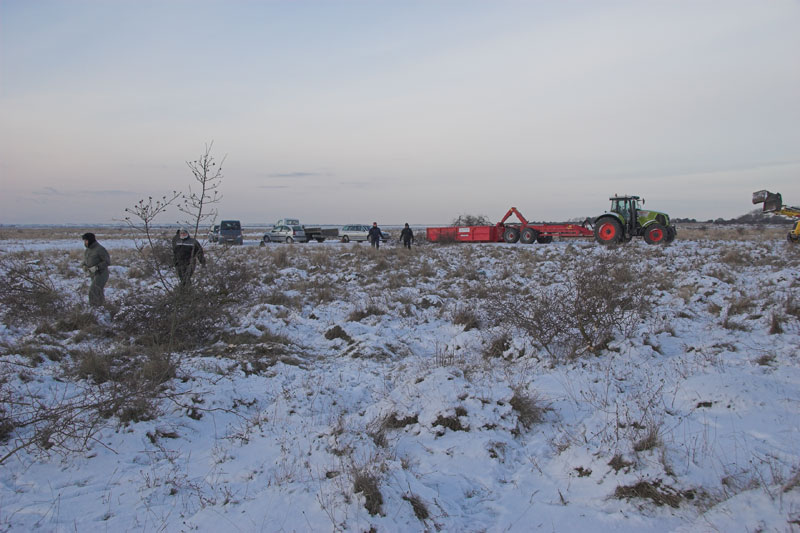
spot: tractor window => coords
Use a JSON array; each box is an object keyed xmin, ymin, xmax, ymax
[{"xmin": 612, "ymin": 199, "xmax": 631, "ymax": 222}]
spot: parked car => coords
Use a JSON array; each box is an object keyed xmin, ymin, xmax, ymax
[
  {"xmin": 273, "ymin": 218, "xmax": 338, "ymax": 242},
  {"xmin": 217, "ymin": 220, "xmax": 243, "ymax": 245},
  {"xmin": 339, "ymin": 224, "xmax": 389, "ymax": 243},
  {"xmin": 262, "ymin": 224, "xmax": 307, "ymax": 244},
  {"xmin": 208, "ymin": 224, "xmax": 220, "ymax": 243}
]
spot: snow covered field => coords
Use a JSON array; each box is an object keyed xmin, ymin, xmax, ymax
[{"xmin": 1, "ymin": 229, "xmax": 799, "ymax": 532}]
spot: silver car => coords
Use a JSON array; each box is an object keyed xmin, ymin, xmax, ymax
[
  {"xmin": 262, "ymin": 225, "xmax": 306, "ymax": 244},
  {"xmin": 339, "ymin": 224, "xmax": 389, "ymax": 243}
]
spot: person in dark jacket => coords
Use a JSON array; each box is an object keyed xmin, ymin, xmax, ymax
[
  {"xmin": 173, "ymin": 228, "xmax": 205, "ymax": 286},
  {"xmin": 81, "ymin": 232, "xmax": 111, "ymax": 307},
  {"xmin": 400, "ymin": 223, "xmax": 414, "ymax": 249},
  {"xmin": 367, "ymin": 222, "xmax": 383, "ymax": 249}
]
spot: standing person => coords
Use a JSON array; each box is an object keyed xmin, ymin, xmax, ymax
[
  {"xmin": 400, "ymin": 223, "xmax": 414, "ymax": 249},
  {"xmin": 81, "ymin": 232, "xmax": 111, "ymax": 307},
  {"xmin": 368, "ymin": 222, "xmax": 383, "ymax": 249},
  {"xmin": 173, "ymin": 228, "xmax": 205, "ymax": 287}
]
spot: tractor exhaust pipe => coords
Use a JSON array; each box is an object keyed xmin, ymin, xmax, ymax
[{"xmin": 752, "ymin": 190, "xmax": 783, "ymax": 213}]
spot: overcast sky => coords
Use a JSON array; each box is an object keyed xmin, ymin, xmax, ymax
[{"xmin": 2, "ymin": 1, "xmax": 799, "ymax": 225}]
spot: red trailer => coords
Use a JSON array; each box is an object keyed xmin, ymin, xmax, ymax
[{"xmin": 426, "ymin": 207, "xmax": 593, "ymax": 244}]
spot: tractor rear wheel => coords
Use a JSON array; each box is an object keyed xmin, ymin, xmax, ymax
[
  {"xmin": 788, "ymin": 232, "xmax": 799, "ymax": 243},
  {"xmin": 594, "ymin": 219, "xmax": 622, "ymax": 245},
  {"xmin": 503, "ymin": 227, "xmax": 520, "ymax": 243},
  {"xmin": 520, "ymin": 228, "xmax": 538, "ymax": 244},
  {"xmin": 644, "ymin": 224, "xmax": 667, "ymax": 245}
]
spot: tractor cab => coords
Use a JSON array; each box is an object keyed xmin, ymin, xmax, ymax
[{"xmin": 609, "ymin": 196, "xmax": 642, "ymax": 232}]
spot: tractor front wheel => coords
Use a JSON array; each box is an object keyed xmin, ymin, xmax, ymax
[
  {"xmin": 644, "ymin": 224, "xmax": 667, "ymax": 245},
  {"xmin": 594, "ymin": 219, "xmax": 622, "ymax": 245},
  {"xmin": 503, "ymin": 227, "xmax": 520, "ymax": 243},
  {"xmin": 520, "ymin": 228, "xmax": 538, "ymax": 244}
]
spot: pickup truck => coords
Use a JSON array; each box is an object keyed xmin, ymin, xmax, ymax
[{"xmin": 272, "ymin": 218, "xmax": 338, "ymax": 243}]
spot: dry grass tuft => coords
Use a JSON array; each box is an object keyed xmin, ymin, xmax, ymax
[
  {"xmin": 632, "ymin": 426, "xmax": 661, "ymax": 452},
  {"xmin": 324, "ymin": 325, "xmax": 353, "ymax": 343},
  {"xmin": 510, "ymin": 389, "xmax": 548, "ymax": 430},
  {"xmin": 451, "ymin": 306, "xmax": 480, "ymax": 331},
  {"xmin": 403, "ymin": 493, "xmax": 430, "ymax": 520},
  {"xmin": 483, "ymin": 333, "xmax": 512, "ymax": 359},
  {"xmin": 613, "ymin": 479, "xmax": 695, "ymax": 508},
  {"xmin": 352, "ymin": 470, "xmax": 383, "ymax": 516}
]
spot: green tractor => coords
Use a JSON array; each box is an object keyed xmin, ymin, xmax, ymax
[{"xmin": 594, "ymin": 195, "xmax": 676, "ymax": 246}]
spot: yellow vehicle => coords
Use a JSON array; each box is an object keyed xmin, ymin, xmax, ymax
[{"xmin": 752, "ymin": 190, "xmax": 800, "ymax": 243}]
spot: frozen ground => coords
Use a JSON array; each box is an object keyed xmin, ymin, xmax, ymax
[{"xmin": 1, "ymin": 231, "xmax": 799, "ymax": 532}]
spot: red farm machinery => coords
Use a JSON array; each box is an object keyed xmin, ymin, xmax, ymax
[{"xmin": 426, "ymin": 207, "xmax": 594, "ymax": 244}]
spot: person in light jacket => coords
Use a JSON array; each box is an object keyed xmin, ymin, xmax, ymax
[{"xmin": 81, "ymin": 232, "xmax": 111, "ymax": 306}]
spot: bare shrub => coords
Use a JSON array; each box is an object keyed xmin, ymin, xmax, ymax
[
  {"xmin": 0, "ymin": 256, "xmax": 69, "ymax": 326},
  {"xmin": 0, "ymin": 349, "xmax": 177, "ymax": 466},
  {"xmin": 115, "ymin": 254, "xmax": 256, "ymax": 349},
  {"xmin": 487, "ymin": 252, "xmax": 654, "ymax": 360},
  {"xmin": 451, "ymin": 214, "xmax": 491, "ymax": 226}
]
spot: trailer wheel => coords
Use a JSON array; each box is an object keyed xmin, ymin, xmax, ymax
[
  {"xmin": 520, "ymin": 228, "xmax": 538, "ymax": 244},
  {"xmin": 594, "ymin": 219, "xmax": 622, "ymax": 245},
  {"xmin": 536, "ymin": 235, "xmax": 553, "ymax": 244},
  {"xmin": 643, "ymin": 224, "xmax": 666, "ymax": 245},
  {"xmin": 316, "ymin": 238, "xmax": 325, "ymax": 243},
  {"xmin": 503, "ymin": 228, "xmax": 520, "ymax": 243},
  {"xmin": 341, "ymin": 235, "xmax": 350, "ymax": 243}
]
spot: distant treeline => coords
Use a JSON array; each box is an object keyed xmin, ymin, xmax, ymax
[{"xmin": 672, "ymin": 209, "xmax": 794, "ymax": 225}]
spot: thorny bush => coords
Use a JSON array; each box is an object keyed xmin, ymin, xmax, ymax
[
  {"xmin": 115, "ymin": 252, "xmax": 258, "ymax": 349},
  {"xmin": 485, "ymin": 251, "xmax": 656, "ymax": 360},
  {"xmin": 0, "ymin": 256, "xmax": 69, "ymax": 326}
]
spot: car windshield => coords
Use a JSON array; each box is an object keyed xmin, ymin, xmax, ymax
[{"xmin": 221, "ymin": 221, "xmax": 240, "ymax": 230}]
